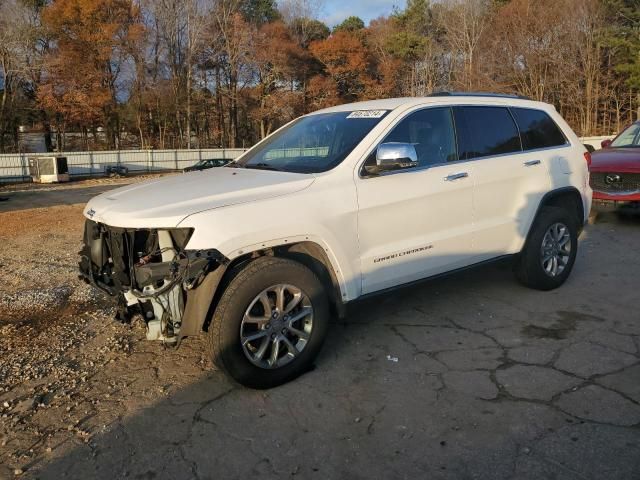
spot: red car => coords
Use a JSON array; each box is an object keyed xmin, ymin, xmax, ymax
[{"xmin": 590, "ymin": 121, "xmax": 640, "ymax": 213}]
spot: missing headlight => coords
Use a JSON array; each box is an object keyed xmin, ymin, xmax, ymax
[{"xmin": 79, "ymin": 221, "xmax": 227, "ymax": 345}]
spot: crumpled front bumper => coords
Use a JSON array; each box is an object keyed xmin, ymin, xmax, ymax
[{"xmin": 78, "ymin": 219, "xmax": 229, "ymax": 342}]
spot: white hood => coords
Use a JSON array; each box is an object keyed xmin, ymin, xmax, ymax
[{"xmin": 84, "ymin": 168, "xmax": 315, "ymax": 228}]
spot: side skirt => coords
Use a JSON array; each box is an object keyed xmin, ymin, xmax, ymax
[{"xmin": 345, "ymin": 254, "xmax": 515, "ymax": 309}]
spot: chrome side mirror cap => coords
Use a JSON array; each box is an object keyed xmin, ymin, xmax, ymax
[{"xmin": 376, "ymin": 142, "xmax": 418, "ymax": 172}]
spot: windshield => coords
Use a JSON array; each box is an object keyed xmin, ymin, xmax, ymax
[
  {"xmin": 611, "ymin": 123, "xmax": 640, "ymax": 148},
  {"xmin": 233, "ymin": 111, "xmax": 388, "ymax": 173}
]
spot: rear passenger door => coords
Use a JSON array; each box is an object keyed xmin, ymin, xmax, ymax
[{"xmin": 453, "ymin": 106, "xmax": 552, "ymax": 257}]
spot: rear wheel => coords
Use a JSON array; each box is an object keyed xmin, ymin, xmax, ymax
[
  {"xmin": 515, "ymin": 206, "xmax": 578, "ymax": 290},
  {"xmin": 207, "ymin": 257, "xmax": 329, "ymax": 389}
]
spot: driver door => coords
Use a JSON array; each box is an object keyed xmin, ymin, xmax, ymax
[{"xmin": 355, "ymin": 107, "xmax": 476, "ymax": 294}]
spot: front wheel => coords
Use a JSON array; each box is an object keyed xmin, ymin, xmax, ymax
[
  {"xmin": 515, "ymin": 206, "xmax": 578, "ymax": 290},
  {"xmin": 207, "ymin": 257, "xmax": 329, "ymax": 389}
]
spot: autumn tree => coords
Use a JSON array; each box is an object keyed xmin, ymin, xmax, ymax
[
  {"xmin": 252, "ymin": 21, "xmax": 304, "ymax": 137},
  {"xmin": 0, "ymin": 0, "xmax": 50, "ymax": 152},
  {"xmin": 203, "ymin": 0, "xmax": 254, "ymax": 148},
  {"xmin": 309, "ymin": 31, "xmax": 372, "ymax": 102},
  {"xmin": 39, "ymin": 0, "xmax": 143, "ymax": 149},
  {"xmin": 484, "ymin": 0, "xmax": 569, "ymax": 100},
  {"xmin": 2, "ymin": 0, "xmax": 639, "ymax": 154}
]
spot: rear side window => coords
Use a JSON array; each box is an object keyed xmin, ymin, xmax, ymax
[
  {"xmin": 511, "ymin": 108, "xmax": 567, "ymax": 150},
  {"xmin": 453, "ymin": 107, "xmax": 521, "ymax": 160}
]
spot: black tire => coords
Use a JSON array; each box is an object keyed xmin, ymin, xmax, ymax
[
  {"xmin": 207, "ymin": 256, "xmax": 329, "ymax": 389},
  {"xmin": 515, "ymin": 206, "xmax": 578, "ymax": 290}
]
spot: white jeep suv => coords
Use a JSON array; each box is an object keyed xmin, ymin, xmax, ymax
[{"xmin": 80, "ymin": 93, "xmax": 592, "ymax": 388}]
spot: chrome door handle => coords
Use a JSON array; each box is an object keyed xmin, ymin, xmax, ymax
[
  {"xmin": 444, "ymin": 172, "xmax": 468, "ymax": 181},
  {"xmin": 524, "ymin": 160, "xmax": 541, "ymax": 166}
]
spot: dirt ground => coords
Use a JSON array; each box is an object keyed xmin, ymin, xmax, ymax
[{"xmin": 0, "ymin": 180, "xmax": 639, "ymax": 479}]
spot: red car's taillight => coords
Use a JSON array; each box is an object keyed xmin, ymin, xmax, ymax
[{"xmin": 584, "ymin": 151, "xmax": 592, "ymax": 167}]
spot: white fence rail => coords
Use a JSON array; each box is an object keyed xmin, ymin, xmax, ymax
[
  {"xmin": 0, "ymin": 148, "xmax": 247, "ymax": 184},
  {"xmin": 580, "ymin": 135, "xmax": 615, "ymax": 151}
]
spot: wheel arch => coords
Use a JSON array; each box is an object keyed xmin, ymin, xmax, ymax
[
  {"xmin": 212, "ymin": 241, "xmax": 346, "ymax": 325},
  {"xmin": 538, "ymin": 187, "xmax": 585, "ymax": 228},
  {"xmin": 523, "ymin": 187, "xmax": 585, "ymax": 251},
  {"xmin": 182, "ymin": 239, "xmax": 347, "ymax": 339}
]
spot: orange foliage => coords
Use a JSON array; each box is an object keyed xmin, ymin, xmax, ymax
[
  {"xmin": 309, "ymin": 30, "xmax": 401, "ymax": 104},
  {"xmin": 254, "ymin": 21, "xmax": 304, "ymax": 81},
  {"xmin": 306, "ymin": 75, "xmax": 339, "ymax": 110},
  {"xmin": 309, "ymin": 31, "xmax": 369, "ymax": 101},
  {"xmin": 38, "ymin": 0, "xmax": 143, "ymax": 128}
]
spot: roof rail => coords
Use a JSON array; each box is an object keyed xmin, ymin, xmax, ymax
[{"xmin": 427, "ymin": 91, "xmax": 532, "ymax": 100}]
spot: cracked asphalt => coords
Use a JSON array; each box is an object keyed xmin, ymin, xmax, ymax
[{"xmin": 0, "ymin": 184, "xmax": 639, "ymax": 479}]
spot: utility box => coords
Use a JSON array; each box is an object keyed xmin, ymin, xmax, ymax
[{"xmin": 28, "ymin": 156, "xmax": 70, "ymax": 183}]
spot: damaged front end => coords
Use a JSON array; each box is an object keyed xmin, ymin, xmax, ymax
[{"xmin": 79, "ymin": 220, "xmax": 228, "ymax": 345}]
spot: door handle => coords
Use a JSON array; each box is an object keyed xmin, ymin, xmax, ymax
[
  {"xmin": 524, "ymin": 160, "xmax": 541, "ymax": 166},
  {"xmin": 444, "ymin": 172, "xmax": 468, "ymax": 181}
]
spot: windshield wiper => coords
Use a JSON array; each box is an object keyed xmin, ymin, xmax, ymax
[{"xmin": 244, "ymin": 163, "xmax": 281, "ymax": 171}]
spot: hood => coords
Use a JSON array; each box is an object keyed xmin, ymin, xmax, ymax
[
  {"xmin": 590, "ymin": 148, "xmax": 640, "ymax": 172},
  {"xmin": 84, "ymin": 168, "xmax": 315, "ymax": 228}
]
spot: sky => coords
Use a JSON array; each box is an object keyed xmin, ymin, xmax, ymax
[{"xmin": 321, "ymin": 0, "xmax": 399, "ymax": 28}]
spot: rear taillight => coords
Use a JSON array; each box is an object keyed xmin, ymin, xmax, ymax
[{"xmin": 584, "ymin": 151, "xmax": 592, "ymax": 167}]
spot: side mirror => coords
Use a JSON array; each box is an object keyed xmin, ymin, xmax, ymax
[
  {"xmin": 376, "ymin": 142, "xmax": 418, "ymax": 172},
  {"xmin": 601, "ymin": 139, "xmax": 612, "ymax": 149},
  {"xmin": 584, "ymin": 143, "xmax": 595, "ymax": 153}
]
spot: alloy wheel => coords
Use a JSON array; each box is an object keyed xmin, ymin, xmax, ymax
[
  {"xmin": 540, "ymin": 222, "xmax": 571, "ymax": 277},
  {"xmin": 240, "ymin": 284, "xmax": 314, "ymax": 369}
]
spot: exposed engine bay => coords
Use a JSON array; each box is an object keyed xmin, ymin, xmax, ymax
[{"xmin": 79, "ymin": 220, "xmax": 227, "ymax": 345}]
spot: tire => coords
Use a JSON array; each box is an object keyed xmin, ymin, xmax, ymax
[
  {"xmin": 515, "ymin": 206, "xmax": 578, "ymax": 291},
  {"xmin": 207, "ymin": 256, "xmax": 329, "ymax": 389}
]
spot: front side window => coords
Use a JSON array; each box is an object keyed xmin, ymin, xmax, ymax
[
  {"xmin": 454, "ymin": 107, "xmax": 522, "ymax": 160},
  {"xmin": 235, "ymin": 111, "xmax": 388, "ymax": 173},
  {"xmin": 362, "ymin": 107, "xmax": 458, "ymax": 172},
  {"xmin": 611, "ymin": 123, "xmax": 640, "ymax": 148},
  {"xmin": 511, "ymin": 108, "xmax": 567, "ymax": 150}
]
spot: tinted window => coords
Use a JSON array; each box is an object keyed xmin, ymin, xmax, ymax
[
  {"xmin": 610, "ymin": 122, "xmax": 640, "ymax": 148},
  {"xmin": 511, "ymin": 108, "xmax": 567, "ymax": 150},
  {"xmin": 237, "ymin": 111, "xmax": 387, "ymax": 173},
  {"xmin": 365, "ymin": 107, "xmax": 457, "ymax": 171},
  {"xmin": 453, "ymin": 107, "xmax": 521, "ymax": 160}
]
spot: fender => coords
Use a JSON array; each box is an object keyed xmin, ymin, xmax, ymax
[
  {"xmin": 179, "ymin": 236, "xmax": 351, "ymax": 338},
  {"xmin": 224, "ymin": 234, "xmax": 352, "ymax": 301},
  {"xmin": 522, "ymin": 186, "xmax": 585, "ymax": 250},
  {"xmin": 179, "ymin": 263, "xmax": 228, "ymax": 339}
]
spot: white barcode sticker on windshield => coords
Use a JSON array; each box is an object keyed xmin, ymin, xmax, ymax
[{"xmin": 347, "ymin": 110, "xmax": 387, "ymax": 119}]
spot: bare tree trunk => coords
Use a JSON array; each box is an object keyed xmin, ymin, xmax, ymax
[
  {"xmin": 0, "ymin": 63, "xmax": 8, "ymax": 153},
  {"xmin": 186, "ymin": 68, "xmax": 192, "ymax": 148}
]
